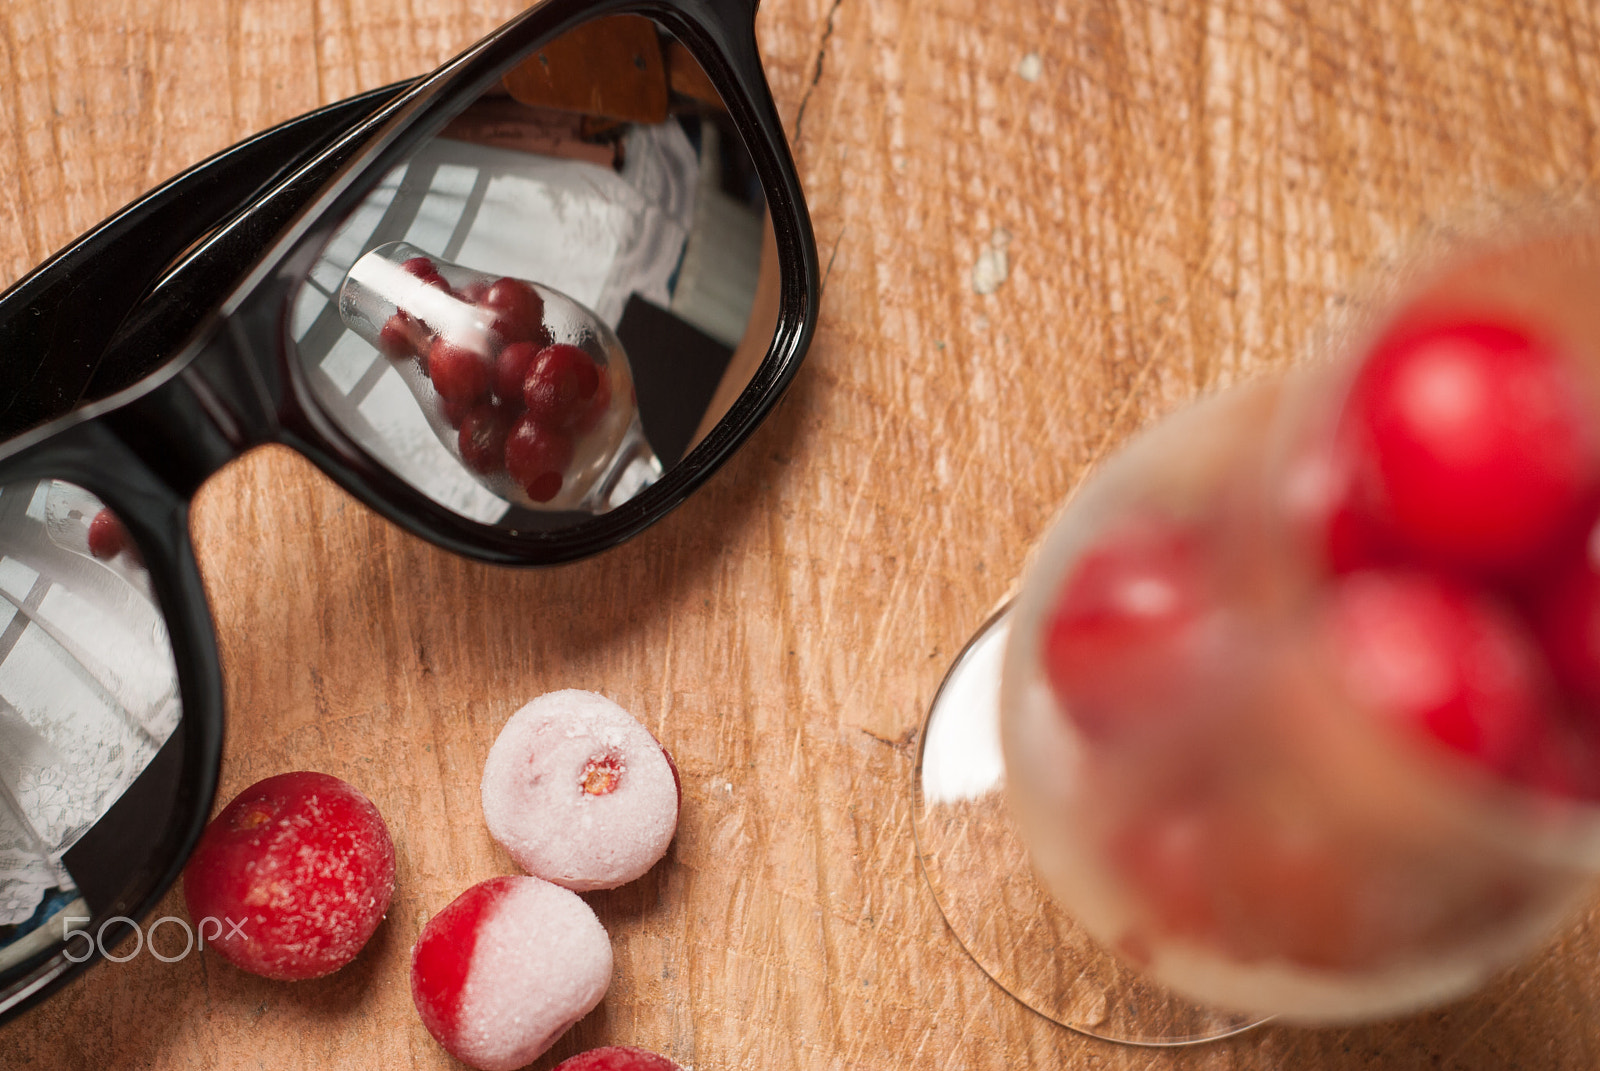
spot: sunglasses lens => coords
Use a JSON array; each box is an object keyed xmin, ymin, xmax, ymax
[
  {"xmin": 289, "ymin": 15, "xmax": 780, "ymax": 528},
  {"xmin": 0, "ymin": 480, "xmax": 182, "ymax": 977}
]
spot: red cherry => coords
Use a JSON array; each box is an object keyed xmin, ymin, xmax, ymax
[
  {"xmin": 659, "ymin": 735, "xmax": 683, "ymax": 809},
  {"xmin": 87, "ymin": 508, "xmax": 127, "ymax": 560},
  {"xmin": 457, "ymin": 279, "xmax": 489, "ymax": 304},
  {"xmin": 410, "ymin": 876, "xmax": 611, "ymax": 1069},
  {"xmin": 523, "ymin": 344, "xmax": 601, "ymax": 431},
  {"xmin": 1041, "ymin": 516, "xmax": 1214, "ymax": 738},
  {"xmin": 1339, "ymin": 318, "xmax": 1598, "ymax": 575},
  {"xmin": 481, "ymin": 278, "xmax": 546, "ymax": 345},
  {"xmin": 494, "ymin": 341, "xmax": 540, "ymax": 407},
  {"xmin": 457, "ymin": 404, "xmax": 512, "ymax": 475},
  {"xmin": 410, "ymin": 876, "xmax": 515, "ymax": 1057},
  {"xmin": 182, "ymin": 771, "xmax": 395, "ymax": 981},
  {"xmin": 505, "ymin": 416, "xmax": 574, "ymax": 503},
  {"xmin": 553, "ymin": 1047, "xmax": 685, "ymax": 1071},
  {"xmin": 1324, "ymin": 569, "xmax": 1553, "ymax": 782},
  {"xmin": 428, "ymin": 338, "xmax": 491, "ymax": 406}
]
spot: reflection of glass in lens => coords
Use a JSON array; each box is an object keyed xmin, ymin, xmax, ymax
[
  {"xmin": 0, "ymin": 481, "xmax": 179, "ymax": 968},
  {"xmin": 289, "ymin": 17, "xmax": 781, "ymax": 528},
  {"xmin": 339, "ymin": 243, "xmax": 656, "ymax": 512}
]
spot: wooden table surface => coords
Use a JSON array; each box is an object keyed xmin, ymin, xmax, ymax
[{"xmin": 4, "ymin": 0, "xmax": 1600, "ymax": 1068}]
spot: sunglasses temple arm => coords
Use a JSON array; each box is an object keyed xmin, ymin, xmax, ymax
[{"xmin": 0, "ymin": 80, "xmax": 417, "ymax": 438}]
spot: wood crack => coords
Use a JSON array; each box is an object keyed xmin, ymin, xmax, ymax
[{"xmin": 793, "ymin": 0, "xmax": 844, "ymax": 145}]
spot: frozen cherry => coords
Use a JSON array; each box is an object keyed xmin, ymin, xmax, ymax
[
  {"xmin": 410, "ymin": 875, "xmax": 612, "ymax": 1071},
  {"xmin": 429, "ymin": 338, "xmax": 492, "ymax": 406},
  {"xmin": 1204, "ymin": 809, "xmax": 1377, "ymax": 970},
  {"xmin": 481, "ymin": 691, "xmax": 680, "ymax": 891},
  {"xmin": 523, "ymin": 344, "xmax": 601, "ymax": 430},
  {"xmin": 1281, "ymin": 446, "xmax": 1402, "ymax": 574},
  {"xmin": 182, "ymin": 771, "xmax": 395, "ymax": 981},
  {"xmin": 505, "ymin": 416, "xmax": 573, "ymax": 503},
  {"xmin": 1107, "ymin": 803, "xmax": 1217, "ymax": 943},
  {"xmin": 1109, "ymin": 802, "xmax": 1374, "ymax": 970},
  {"xmin": 87, "ymin": 508, "xmax": 128, "ymax": 560},
  {"xmin": 1339, "ymin": 318, "xmax": 1598, "ymax": 575},
  {"xmin": 458, "ymin": 405, "xmax": 513, "ymax": 475},
  {"xmin": 554, "ymin": 1047, "xmax": 685, "ymax": 1071},
  {"xmin": 1528, "ymin": 519, "xmax": 1600, "ymax": 759},
  {"xmin": 1324, "ymin": 569, "xmax": 1554, "ymax": 783},
  {"xmin": 1042, "ymin": 516, "xmax": 1214, "ymax": 738},
  {"xmin": 494, "ymin": 341, "xmax": 541, "ymax": 407},
  {"xmin": 481, "ymin": 277, "xmax": 546, "ymax": 345}
]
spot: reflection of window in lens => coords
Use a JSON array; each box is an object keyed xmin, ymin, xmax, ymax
[
  {"xmin": 0, "ymin": 481, "xmax": 179, "ymax": 969},
  {"xmin": 292, "ymin": 18, "xmax": 776, "ymax": 525}
]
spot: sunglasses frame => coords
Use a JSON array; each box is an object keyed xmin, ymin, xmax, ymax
[{"xmin": 0, "ymin": 0, "xmax": 816, "ymax": 1021}]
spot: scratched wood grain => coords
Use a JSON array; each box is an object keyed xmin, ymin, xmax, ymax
[{"xmin": 2, "ymin": 1, "xmax": 1600, "ymax": 1068}]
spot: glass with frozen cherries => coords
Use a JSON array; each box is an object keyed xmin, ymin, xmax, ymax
[{"xmin": 1001, "ymin": 223, "xmax": 1600, "ymax": 1025}]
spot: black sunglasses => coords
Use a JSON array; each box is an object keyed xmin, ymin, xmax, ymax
[{"xmin": 0, "ymin": 0, "xmax": 816, "ymax": 1021}]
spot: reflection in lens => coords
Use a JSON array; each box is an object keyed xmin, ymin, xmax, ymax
[
  {"xmin": 338, "ymin": 243, "xmax": 660, "ymax": 511},
  {"xmin": 291, "ymin": 16, "xmax": 779, "ymax": 529},
  {"xmin": 0, "ymin": 481, "xmax": 180, "ymax": 970}
]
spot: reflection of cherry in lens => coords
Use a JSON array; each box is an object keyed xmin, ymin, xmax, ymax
[
  {"xmin": 458, "ymin": 405, "xmax": 513, "ymax": 474},
  {"xmin": 494, "ymin": 341, "xmax": 540, "ymax": 405},
  {"xmin": 505, "ymin": 416, "xmax": 574, "ymax": 503},
  {"xmin": 403, "ymin": 256, "xmax": 450, "ymax": 291},
  {"xmin": 482, "ymin": 277, "xmax": 548, "ymax": 346},
  {"xmin": 523, "ymin": 344, "xmax": 600, "ymax": 429},
  {"xmin": 428, "ymin": 338, "xmax": 493, "ymax": 405},
  {"xmin": 88, "ymin": 507, "xmax": 128, "ymax": 560}
]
